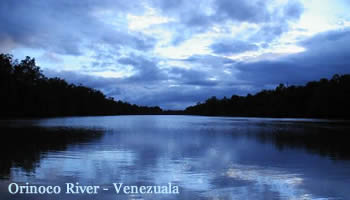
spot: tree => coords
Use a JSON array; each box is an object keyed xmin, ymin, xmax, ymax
[{"xmin": 0, "ymin": 54, "xmax": 164, "ymax": 117}]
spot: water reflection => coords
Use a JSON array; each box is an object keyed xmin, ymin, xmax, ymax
[
  {"xmin": 0, "ymin": 116, "xmax": 350, "ymax": 200},
  {"xmin": 0, "ymin": 126, "xmax": 104, "ymax": 179}
]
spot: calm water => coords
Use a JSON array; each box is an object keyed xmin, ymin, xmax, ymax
[{"xmin": 1, "ymin": 115, "xmax": 350, "ymax": 200}]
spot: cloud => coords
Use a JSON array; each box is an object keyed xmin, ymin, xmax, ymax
[
  {"xmin": 0, "ymin": 0, "xmax": 155, "ymax": 55},
  {"xmin": 210, "ymin": 40, "xmax": 259, "ymax": 55},
  {"xmin": 214, "ymin": 0, "xmax": 271, "ymax": 23},
  {"xmin": 182, "ymin": 54, "xmax": 236, "ymax": 67},
  {"xmin": 167, "ymin": 67, "xmax": 218, "ymax": 86},
  {"xmin": 152, "ymin": 0, "xmax": 304, "ymax": 44},
  {"xmin": 283, "ymin": 0, "xmax": 304, "ymax": 19},
  {"xmin": 118, "ymin": 55, "xmax": 166, "ymax": 82},
  {"xmin": 235, "ymin": 28, "xmax": 350, "ymax": 85},
  {"xmin": 154, "ymin": 0, "xmax": 276, "ymax": 25},
  {"xmin": 249, "ymin": 23, "xmax": 289, "ymax": 43},
  {"xmin": 0, "ymin": 0, "xmax": 304, "ymax": 55}
]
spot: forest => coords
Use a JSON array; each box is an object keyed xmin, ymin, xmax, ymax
[
  {"xmin": 0, "ymin": 54, "xmax": 162, "ymax": 117},
  {"xmin": 185, "ymin": 74, "xmax": 350, "ymax": 119}
]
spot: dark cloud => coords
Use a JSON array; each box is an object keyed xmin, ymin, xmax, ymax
[
  {"xmin": 214, "ymin": 0, "xmax": 271, "ymax": 23},
  {"xmin": 0, "ymin": 1, "xmax": 85, "ymax": 54},
  {"xmin": 210, "ymin": 40, "xmax": 259, "ymax": 54},
  {"xmin": 152, "ymin": 0, "xmax": 304, "ymax": 44},
  {"xmin": 118, "ymin": 56, "xmax": 166, "ymax": 82},
  {"xmin": 235, "ymin": 60, "xmax": 309, "ymax": 85},
  {"xmin": 100, "ymin": 30, "xmax": 156, "ymax": 51},
  {"xmin": 0, "ymin": 0, "xmax": 155, "ymax": 54},
  {"xmin": 116, "ymin": 55, "xmax": 222, "ymax": 87},
  {"xmin": 249, "ymin": 23, "xmax": 289, "ymax": 42},
  {"xmin": 301, "ymin": 28, "xmax": 350, "ymax": 50},
  {"xmin": 168, "ymin": 67, "xmax": 218, "ymax": 86},
  {"xmin": 283, "ymin": 0, "xmax": 304, "ymax": 19},
  {"xmin": 248, "ymin": 1, "xmax": 303, "ymax": 42},
  {"xmin": 182, "ymin": 54, "xmax": 236, "ymax": 66},
  {"xmin": 235, "ymin": 28, "xmax": 350, "ymax": 85},
  {"xmin": 153, "ymin": 0, "xmax": 277, "ymax": 25}
]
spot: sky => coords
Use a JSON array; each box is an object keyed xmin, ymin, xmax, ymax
[{"xmin": 1, "ymin": 0, "xmax": 350, "ymax": 109}]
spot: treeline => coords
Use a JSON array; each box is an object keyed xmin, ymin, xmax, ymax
[
  {"xmin": 0, "ymin": 54, "xmax": 162, "ymax": 118},
  {"xmin": 185, "ymin": 74, "xmax": 350, "ymax": 119},
  {"xmin": 2, "ymin": 53, "xmax": 350, "ymax": 119}
]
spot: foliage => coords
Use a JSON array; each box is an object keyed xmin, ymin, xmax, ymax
[
  {"xmin": 186, "ymin": 74, "xmax": 350, "ymax": 119},
  {"xmin": 0, "ymin": 54, "xmax": 162, "ymax": 117}
]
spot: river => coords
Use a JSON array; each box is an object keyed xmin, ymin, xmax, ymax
[{"xmin": 1, "ymin": 115, "xmax": 350, "ymax": 199}]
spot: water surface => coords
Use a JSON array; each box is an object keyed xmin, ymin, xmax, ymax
[{"xmin": 1, "ymin": 115, "xmax": 350, "ymax": 200}]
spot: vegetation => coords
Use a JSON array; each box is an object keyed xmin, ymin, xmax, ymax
[
  {"xmin": 0, "ymin": 54, "xmax": 162, "ymax": 118},
  {"xmin": 185, "ymin": 75, "xmax": 350, "ymax": 119}
]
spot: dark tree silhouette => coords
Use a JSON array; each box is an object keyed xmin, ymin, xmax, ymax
[
  {"xmin": 186, "ymin": 74, "xmax": 350, "ymax": 119},
  {"xmin": 0, "ymin": 54, "xmax": 162, "ymax": 118}
]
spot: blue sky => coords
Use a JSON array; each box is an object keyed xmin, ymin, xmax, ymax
[{"xmin": 1, "ymin": 0, "xmax": 350, "ymax": 109}]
